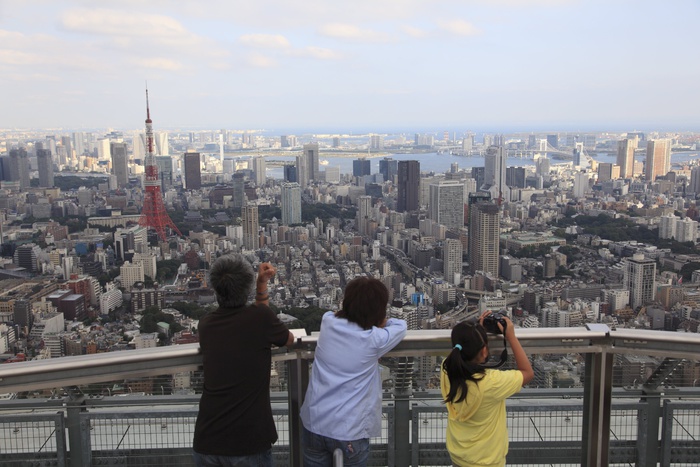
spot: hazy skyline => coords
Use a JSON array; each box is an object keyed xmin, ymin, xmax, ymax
[{"xmin": 1, "ymin": 0, "xmax": 699, "ymax": 132}]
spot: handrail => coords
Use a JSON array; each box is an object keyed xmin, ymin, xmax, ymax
[{"xmin": 1, "ymin": 328, "xmax": 699, "ymax": 394}]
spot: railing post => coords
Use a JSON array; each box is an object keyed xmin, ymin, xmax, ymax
[
  {"xmin": 637, "ymin": 393, "xmax": 662, "ymax": 467},
  {"xmin": 582, "ymin": 346, "xmax": 613, "ymax": 466},
  {"xmin": 410, "ymin": 402, "xmax": 419, "ymax": 467},
  {"xmin": 660, "ymin": 399, "xmax": 672, "ymax": 467},
  {"xmin": 393, "ymin": 356, "xmax": 413, "ymax": 467},
  {"xmin": 65, "ymin": 395, "xmax": 90, "ymax": 467},
  {"xmin": 288, "ymin": 347, "xmax": 309, "ymax": 467},
  {"xmin": 393, "ymin": 390, "xmax": 411, "ymax": 467},
  {"xmin": 387, "ymin": 402, "xmax": 395, "ymax": 467},
  {"xmin": 54, "ymin": 412, "xmax": 68, "ymax": 467}
]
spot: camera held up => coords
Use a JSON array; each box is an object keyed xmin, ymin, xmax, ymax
[{"xmin": 483, "ymin": 310, "xmax": 508, "ymax": 335}]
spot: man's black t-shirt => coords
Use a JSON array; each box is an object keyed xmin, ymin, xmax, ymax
[{"xmin": 193, "ymin": 304, "xmax": 290, "ymax": 456}]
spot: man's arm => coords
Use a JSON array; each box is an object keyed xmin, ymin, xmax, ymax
[
  {"xmin": 255, "ymin": 262, "xmax": 276, "ymax": 306},
  {"xmin": 374, "ymin": 318, "xmax": 407, "ymax": 357}
]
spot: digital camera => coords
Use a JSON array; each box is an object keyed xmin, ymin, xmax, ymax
[{"xmin": 483, "ymin": 310, "xmax": 508, "ymax": 335}]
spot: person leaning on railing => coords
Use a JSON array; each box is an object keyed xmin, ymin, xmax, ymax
[
  {"xmin": 300, "ymin": 277, "xmax": 407, "ymax": 467},
  {"xmin": 441, "ymin": 311, "xmax": 534, "ymax": 467},
  {"xmin": 192, "ymin": 255, "xmax": 294, "ymax": 467}
]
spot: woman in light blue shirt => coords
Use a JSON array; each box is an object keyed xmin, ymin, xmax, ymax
[{"xmin": 300, "ymin": 277, "xmax": 408, "ymax": 466}]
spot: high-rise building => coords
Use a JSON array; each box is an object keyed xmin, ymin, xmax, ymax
[
  {"xmin": 155, "ymin": 132, "xmax": 169, "ymax": 156},
  {"xmin": 9, "ymin": 148, "xmax": 30, "ymax": 191},
  {"xmin": 324, "ymin": 166, "xmax": 340, "ymax": 184},
  {"xmin": 527, "ymin": 134, "xmax": 538, "ymax": 150},
  {"xmin": 690, "ymin": 167, "xmax": 700, "ymax": 195},
  {"xmin": 676, "ymin": 217, "xmax": 698, "ymax": 243},
  {"xmin": 397, "ymin": 160, "xmax": 420, "ymax": 212},
  {"xmin": 471, "ymin": 167, "xmax": 485, "ymax": 189},
  {"xmin": 597, "ymin": 163, "xmax": 616, "ymax": 182},
  {"xmin": 242, "ymin": 204, "xmax": 259, "ymax": 251},
  {"xmin": 356, "ymin": 195, "xmax": 373, "ymax": 237},
  {"xmin": 443, "ymin": 239, "xmax": 463, "ymax": 285},
  {"xmin": 284, "ymin": 164, "xmax": 297, "ymax": 183},
  {"xmin": 155, "ymin": 156, "xmax": 173, "ymax": 190},
  {"xmin": 623, "ymin": 253, "xmax": 656, "ymax": 309},
  {"xmin": 133, "ymin": 133, "xmax": 146, "ymax": 160},
  {"xmin": 295, "ymin": 154, "xmax": 308, "ymax": 187},
  {"xmin": 370, "ymin": 134, "xmax": 384, "ymax": 150},
  {"xmin": 616, "ymin": 138, "xmax": 637, "ymax": 179},
  {"xmin": 97, "ymin": 138, "xmax": 111, "ymax": 161},
  {"xmin": 303, "ymin": 143, "xmax": 319, "ymax": 183},
  {"xmin": 120, "ymin": 261, "xmax": 145, "ymax": 290},
  {"xmin": 281, "ymin": 135, "xmax": 297, "ymax": 148},
  {"xmin": 546, "ymin": 134, "xmax": 558, "ymax": 149},
  {"xmin": 252, "ymin": 156, "xmax": 266, "ymax": 186},
  {"xmin": 184, "ymin": 152, "xmax": 201, "ymax": 190},
  {"xmin": 429, "ymin": 180, "xmax": 464, "ymax": 229},
  {"xmin": 645, "ymin": 139, "xmax": 671, "ymax": 181},
  {"xmin": 281, "ymin": 183, "xmax": 302, "ymax": 225},
  {"xmin": 468, "ymin": 201, "xmax": 500, "ymax": 276},
  {"xmin": 37, "ymin": 147, "xmax": 54, "ymax": 188},
  {"xmin": 72, "ymin": 132, "xmax": 85, "ymax": 158},
  {"xmin": 110, "ymin": 142, "xmax": 129, "ymax": 189},
  {"xmin": 484, "ymin": 146, "xmax": 507, "ymax": 199},
  {"xmin": 60, "ymin": 136, "xmax": 72, "ymax": 162},
  {"xmin": 658, "ymin": 213, "xmax": 677, "ymax": 240},
  {"xmin": 379, "ymin": 157, "xmax": 398, "ymax": 182},
  {"xmin": 353, "ymin": 158, "xmax": 371, "ymax": 177},
  {"xmin": 573, "ymin": 172, "xmax": 590, "ymax": 199},
  {"xmin": 232, "ymin": 173, "xmax": 246, "ymax": 209},
  {"xmin": 535, "ymin": 155, "xmax": 550, "ymax": 177},
  {"xmin": 14, "ymin": 243, "xmax": 41, "ymax": 273},
  {"xmin": 506, "ymin": 167, "xmax": 526, "ymax": 188},
  {"xmin": 573, "ymin": 144, "xmax": 583, "ymax": 167}
]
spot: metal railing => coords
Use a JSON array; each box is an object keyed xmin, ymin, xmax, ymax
[{"xmin": 1, "ymin": 326, "xmax": 699, "ymax": 466}]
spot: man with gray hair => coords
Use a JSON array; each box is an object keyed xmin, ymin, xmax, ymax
[{"xmin": 193, "ymin": 254, "xmax": 293, "ymax": 466}]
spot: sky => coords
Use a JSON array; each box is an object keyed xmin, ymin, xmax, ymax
[{"xmin": 1, "ymin": 0, "xmax": 699, "ymax": 133}]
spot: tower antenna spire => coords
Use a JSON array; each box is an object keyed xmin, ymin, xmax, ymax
[{"xmin": 145, "ymin": 82, "xmax": 151, "ymax": 122}]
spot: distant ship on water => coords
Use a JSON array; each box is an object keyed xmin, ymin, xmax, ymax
[{"xmin": 319, "ymin": 159, "xmax": 329, "ymax": 165}]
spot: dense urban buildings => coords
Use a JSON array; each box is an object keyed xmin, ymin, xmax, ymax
[{"xmin": 0, "ymin": 126, "xmax": 699, "ymax": 397}]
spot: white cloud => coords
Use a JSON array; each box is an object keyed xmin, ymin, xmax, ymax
[
  {"xmin": 3, "ymin": 72, "xmax": 60, "ymax": 82},
  {"xmin": 436, "ymin": 19, "xmax": 481, "ymax": 37},
  {"xmin": 209, "ymin": 61, "xmax": 233, "ymax": 71},
  {"xmin": 292, "ymin": 47, "xmax": 341, "ymax": 60},
  {"xmin": 401, "ymin": 25, "xmax": 429, "ymax": 39},
  {"xmin": 130, "ymin": 57, "xmax": 184, "ymax": 71},
  {"xmin": 0, "ymin": 49, "xmax": 43, "ymax": 66},
  {"xmin": 239, "ymin": 34, "xmax": 291, "ymax": 49},
  {"xmin": 319, "ymin": 23, "xmax": 394, "ymax": 43},
  {"xmin": 61, "ymin": 9, "xmax": 188, "ymax": 38},
  {"xmin": 246, "ymin": 53, "xmax": 277, "ymax": 68}
]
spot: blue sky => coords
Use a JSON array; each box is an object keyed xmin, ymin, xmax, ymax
[{"xmin": 1, "ymin": 0, "xmax": 698, "ymax": 132}]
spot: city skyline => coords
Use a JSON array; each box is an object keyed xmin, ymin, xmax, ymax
[{"xmin": 1, "ymin": 1, "xmax": 699, "ymax": 131}]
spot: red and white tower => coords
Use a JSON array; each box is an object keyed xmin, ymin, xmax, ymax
[{"xmin": 138, "ymin": 89, "xmax": 182, "ymax": 241}]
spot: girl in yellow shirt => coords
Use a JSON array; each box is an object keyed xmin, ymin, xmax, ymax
[{"xmin": 441, "ymin": 311, "xmax": 534, "ymax": 467}]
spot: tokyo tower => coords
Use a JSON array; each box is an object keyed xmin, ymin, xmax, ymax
[{"xmin": 138, "ymin": 89, "xmax": 182, "ymax": 241}]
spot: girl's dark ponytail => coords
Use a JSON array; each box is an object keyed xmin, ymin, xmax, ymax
[{"xmin": 443, "ymin": 322, "xmax": 487, "ymax": 404}]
